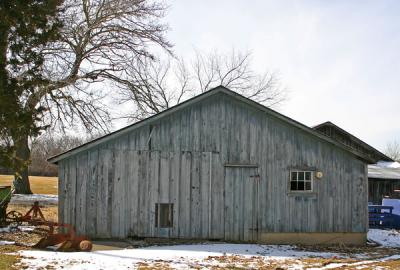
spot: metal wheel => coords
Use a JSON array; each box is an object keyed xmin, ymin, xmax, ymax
[{"xmin": 6, "ymin": 210, "xmax": 23, "ymax": 227}]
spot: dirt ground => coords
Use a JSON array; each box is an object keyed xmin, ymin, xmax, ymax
[
  {"xmin": 1, "ymin": 204, "xmax": 400, "ymax": 269},
  {"xmin": 13, "ymin": 240, "xmax": 400, "ymax": 270},
  {"xmin": 0, "ymin": 175, "xmax": 58, "ymax": 195},
  {"xmin": 0, "ymin": 204, "xmax": 58, "ymax": 270},
  {"xmin": 0, "ymin": 175, "xmax": 58, "ymax": 269}
]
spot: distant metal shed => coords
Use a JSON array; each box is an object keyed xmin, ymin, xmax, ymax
[{"xmin": 368, "ymin": 163, "xmax": 400, "ymax": 204}]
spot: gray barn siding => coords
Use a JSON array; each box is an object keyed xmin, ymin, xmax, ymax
[{"xmin": 58, "ymin": 92, "xmax": 368, "ymax": 240}]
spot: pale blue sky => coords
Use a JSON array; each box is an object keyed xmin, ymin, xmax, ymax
[{"xmin": 165, "ymin": 0, "xmax": 400, "ymax": 151}]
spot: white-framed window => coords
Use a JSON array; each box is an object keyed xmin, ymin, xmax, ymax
[
  {"xmin": 290, "ymin": 170, "xmax": 313, "ymax": 191},
  {"xmin": 155, "ymin": 203, "xmax": 173, "ymax": 228}
]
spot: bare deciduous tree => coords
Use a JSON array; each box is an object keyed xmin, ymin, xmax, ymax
[
  {"xmin": 29, "ymin": 132, "xmax": 105, "ymax": 176},
  {"xmin": 385, "ymin": 140, "xmax": 400, "ymax": 161},
  {"xmin": 115, "ymin": 50, "xmax": 286, "ymax": 121},
  {"xmin": 40, "ymin": 0, "xmax": 171, "ymax": 131},
  {"xmin": 30, "ymin": 134, "xmax": 85, "ymax": 176}
]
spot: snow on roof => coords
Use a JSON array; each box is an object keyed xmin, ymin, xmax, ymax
[
  {"xmin": 376, "ymin": 161, "xmax": 400, "ymax": 168},
  {"xmin": 368, "ymin": 162, "xmax": 400, "ymax": 180}
]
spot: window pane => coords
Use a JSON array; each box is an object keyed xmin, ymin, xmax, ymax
[
  {"xmin": 305, "ymin": 182, "xmax": 312, "ymax": 190},
  {"xmin": 298, "ymin": 181, "xmax": 305, "ymax": 190},
  {"xmin": 155, "ymin": 204, "xmax": 159, "ymax": 226},
  {"xmin": 155, "ymin": 203, "xmax": 173, "ymax": 228},
  {"xmin": 290, "ymin": 170, "xmax": 313, "ymax": 192},
  {"xmin": 160, "ymin": 204, "xmax": 169, "ymax": 227},
  {"xmin": 290, "ymin": 181, "xmax": 297, "ymax": 191}
]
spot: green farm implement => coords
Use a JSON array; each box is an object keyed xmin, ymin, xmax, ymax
[{"xmin": 0, "ymin": 185, "xmax": 12, "ymax": 226}]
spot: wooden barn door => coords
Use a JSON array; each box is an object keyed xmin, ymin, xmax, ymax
[{"xmin": 224, "ymin": 166, "xmax": 260, "ymax": 242}]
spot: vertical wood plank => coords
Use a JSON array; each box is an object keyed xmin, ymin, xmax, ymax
[
  {"xmin": 137, "ymin": 150, "xmax": 148, "ymax": 237},
  {"xmin": 148, "ymin": 151, "xmax": 160, "ymax": 237},
  {"xmin": 58, "ymin": 162, "xmax": 65, "ymax": 225},
  {"xmin": 76, "ymin": 153, "xmax": 88, "ymax": 234},
  {"xmin": 68, "ymin": 157, "xmax": 77, "ymax": 228},
  {"xmin": 179, "ymin": 151, "xmax": 191, "ymax": 237},
  {"xmin": 169, "ymin": 151, "xmax": 181, "ymax": 237},
  {"xmin": 190, "ymin": 152, "xmax": 201, "ymax": 238},
  {"xmin": 86, "ymin": 149, "xmax": 98, "ymax": 237},
  {"xmin": 200, "ymin": 152, "xmax": 210, "ymax": 238}
]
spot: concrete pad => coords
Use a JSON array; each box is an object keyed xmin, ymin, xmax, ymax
[
  {"xmin": 259, "ymin": 232, "xmax": 367, "ymax": 246},
  {"xmin": 91, "ymin": 241, "xmax": 133, "ymax": 251}
]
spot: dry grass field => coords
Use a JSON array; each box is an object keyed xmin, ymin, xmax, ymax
[
  {"xmin": 0, "ymin": 175, "xmax": 58, "ymax": 195},
  {"xmin": 7, "ymin": 205, "xmax": 59, "ymax": 223}
]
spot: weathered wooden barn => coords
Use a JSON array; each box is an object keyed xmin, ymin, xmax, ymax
[{"xmin": 49, "ymin": 86, "xmax": 379, "ymax": 245}]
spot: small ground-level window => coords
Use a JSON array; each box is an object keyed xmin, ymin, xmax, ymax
[
  {"xmin": 290, "ymin": 171, "xmax": 313, "ymax": 191},
  {"xmin": 155, "ymin": 203, "xmax": 173, "ymax": 228}
]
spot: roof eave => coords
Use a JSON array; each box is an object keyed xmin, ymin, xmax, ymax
[{"xmin": 312, "ymin": 121, "xmax": 393, "ymax": 162}]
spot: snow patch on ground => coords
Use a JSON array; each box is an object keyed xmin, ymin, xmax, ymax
[
  {"xmin": 0, "ymin": 225, "xmax": 33, "ymax": 233},
  {"xmin": 10, "ymin": 194, "xmax": 58, "ymax": 205},
  {"xmin": 308, "ymin": 255, "xmax": 400, "ymax": 270},
  {"xmin": 19, "ymin": 244, "xmax": 340, "ymax": 270},
  {"xmin": 15, "ymin": 230, "xmax": 400, "ymax": 269},
  {"xmin": 0, "ymin": 225, "xmax": 18, "ymax": 233},
  {"xmin": 0, "ymin": 240, "xmax": 15, "ymax": 245},
  {"xmin": 368, "ymin": 229, "xmax": 400, "ymax": 247},
  {"xmin": 19, "ymin": 226, "xmax": 35, "ymax": 232},
  {"xmin": 0, "ymin": 226, "xmax": 12, "ymax": 233}
]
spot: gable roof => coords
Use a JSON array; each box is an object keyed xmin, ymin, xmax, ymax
[
  {"xmin": 48, "ymin": 86, "xmax": 377, "ymax": 164},
  {"xmin": 313, "ymin": 121, "xmax": 392, "ymax": 162}
]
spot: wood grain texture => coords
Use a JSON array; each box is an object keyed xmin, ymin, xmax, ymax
[{"xmin": 57, "ymin": 92, "xmax": 368, "ymax": 241}]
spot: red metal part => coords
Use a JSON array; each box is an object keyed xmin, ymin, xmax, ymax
[
  {"xmin": 23, "ymin": 201, "xmax": 46, "ymax": 223},
  {"xmin": 6, "ymin": 201, "xmax": 47, "ymax": 226},
  {"xmin": 6, "ymin": 201, "xmax": 92, "ymax": 251},
  {"xmin": 33, "ymin": 221, "xmax": 92, "ymax": 252}
]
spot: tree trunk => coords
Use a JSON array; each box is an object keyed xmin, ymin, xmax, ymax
[{"xmin": 13, "ymin": 135, "xmax": 32, "ymax": 194}]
